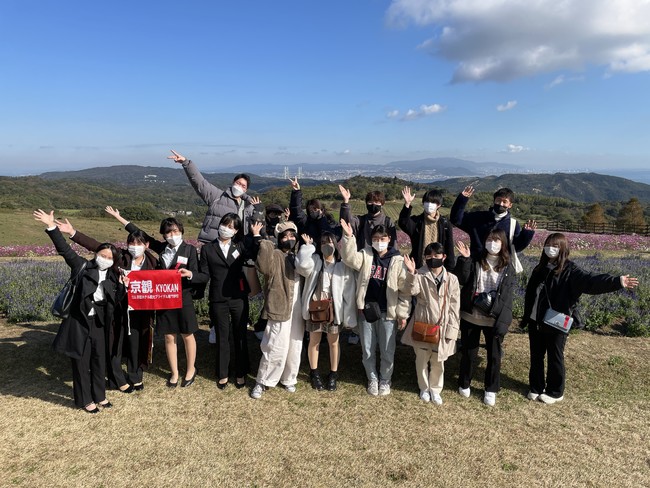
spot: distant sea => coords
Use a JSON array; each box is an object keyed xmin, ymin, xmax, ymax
[{"xmin": 601, "ymin": 169, "xmax": 650, "ymax": 185}]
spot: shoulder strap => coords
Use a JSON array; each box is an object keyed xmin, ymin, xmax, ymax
[{"xmin": 509, "ymin": 217, "xmax": 516, "ymax": 241}]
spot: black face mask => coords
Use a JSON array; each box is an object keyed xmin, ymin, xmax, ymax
[
  {"xmin": 267, "ymin": 217, "xmax": 280, "ymax": 226},
  {"xmin": 308, "ymin": 210, "xmax": 322, "ymax": 220},
  {"xmin": 279, "ymin": 238, "xmax": 296, "ymax": 251},
  {"xmin": 493, "ymin": 204, "xmax": 508, "ymax": 215},
  {"xmin": 366, "ymin": 203, "xmax": 381, "ymax": 215},
  {"xmin": 426, "ymin": 257, "xmax": 444, "ymax": 269}
]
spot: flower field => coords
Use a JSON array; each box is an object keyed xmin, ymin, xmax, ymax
[{"xmin": 1, "ymin": 233, "xmax": 648, "ymax": 336}]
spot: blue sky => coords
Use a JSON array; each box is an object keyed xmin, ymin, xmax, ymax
[{"xmin": 2, "ymin": 0, "xmax": 650, "ymax": 175}]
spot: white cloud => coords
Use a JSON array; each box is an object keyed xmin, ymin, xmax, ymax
[
  {"xmin": 386, "ymin": 0, "xmax": 650, "ymax": 83},
  {"xmin": 546, "ymin": 74, "xmax": 585, "ymax": 89},
  {"xmin": 505, "ymin": 144, "xmax": 528, "ymax": 153},
  {"xmin": 390, "ymin": 103, "xmax": 446, "ymax": 121},
  {"xmin": 496, "ymin": 100, "xmax": 517, "ymax": 112}
]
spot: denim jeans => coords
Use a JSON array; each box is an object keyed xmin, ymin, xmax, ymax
[{"xmin": 357, "ymin": 311, "xmax": 397, "ymax": 383}]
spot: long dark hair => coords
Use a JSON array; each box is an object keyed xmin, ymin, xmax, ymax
[
  {"xmin": 320, "ymin": 231, "xmax": 339, "ymax": 261},
  {"xmin": 534, "ymin": 233, "xmax": 570, "ymax": 275},
  {"xmin": 480, "ymin": 229, "xmax": 510, "ymax": 272}
]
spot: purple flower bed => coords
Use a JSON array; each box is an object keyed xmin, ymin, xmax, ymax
[{"xmin": 0, "ymin": 240, "xmax": 203, "ymax": 257}]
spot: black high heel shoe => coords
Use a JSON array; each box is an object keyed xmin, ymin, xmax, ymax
[
  {"xmin": 99, "ymin": 401, "xmax": 113, "ymax": 409},
  {"xmin": 83, "ymin": 405, "xmax": 100, "ymax": 414},
  {"xmin": 119, "ymin": 384, "xmax": 134, "ymax": 394},
  {"xmin": 133, "ymin": 383, "xmax": 144, "ymax": 391},
  {"xmin": 235, "ymin": 377, "xmax": 246, "ymax": 389},
  {"xmin": 217, "ymin": 379, "xmax": 228, "ymax": 390},
  {"xmin": 181, "ymin": 368, "xmax": 198, "ymax": 388},
  {"xmin": 166, "ymin": 374, "xmax": 178, "ymax": 388}
]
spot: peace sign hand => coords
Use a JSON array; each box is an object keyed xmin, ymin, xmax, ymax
[
  {"xmin": 289, "ymin": 177, "xmax": 300, "ymax": 190},
  {"xmin": 167, "ymin": 149, "xmax": 186, "ymax": 164}
]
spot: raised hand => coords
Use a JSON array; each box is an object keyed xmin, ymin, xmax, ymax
[
  {"xmin": 250, "ymin": 221, "xmax": 263, "ymax": 236},
  {"xmin": 250, "ymin": 196, "xmax": 261, "ymax": 205},
  {"xmin": 621, "ymin": 276, "xmax": 639, "ymax": 289},
  {"xmin": 524, "ymin": 219, "xmax": 537, "ymax": 230},
  {"xmin": 338, "ymin": 185, "xmax": 351, "ymax": 203},
  {"xmin": 301, "ymin": 233, "xmax": 313, "ymax": 246},
  {"xmin": 55, "ymin": 218, "xmax": 75, "ymax": 235},
  {"xmin": 455, "ymin": 241, "xmax": 470, "ymax": 258},
  {"xmin": 167, "ymin": 149, "xmax": 186, "ymax": 164},
  {"xmin": 282, "ymin": 208, "xmax": 290, "ymax": 222},
  {"xmin": 340, "ymin": 218, "xmax": 353, "ymax": 237},
  {"xmin": 33, "ymin": 209, "xmax": 55, "ymax": 227},
  {"xmin": 289, "ymin": 177, "xmax": 300, "ymax": 191},
  {"xmin": 402, "ymin": 186, "xmax": 416, "ymax": 208},
  {"xmin": 105, "ymin": 206, "xmax": 129, "ymax": 226},
  {"xmin": 461, "ymin": 185, "xmax": 475, "ymax": 198},
  {"xmin": 403, "ymin": 254, "xmax": 416, "ymax": 274}
]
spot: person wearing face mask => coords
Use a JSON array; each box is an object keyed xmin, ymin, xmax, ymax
[
  {"xmin": 288, "ymin": 177, "xmax": 339, "ymax": 245},
  {"xmin": 188, "ymin": 214, "xmax": 263, "ymax": 390},
  {"xmin": 34, "ymin": 209, "xmax": 126, "ymax": 414},
  {"xmin": 401, "ymin": 242, "xmax": 464, "ymax": 404},
  {"xmin": 107, "ymin": 208, "xmax": 201, "ymax": 388},
  {"xmin": 55, "ymin": 214, "xmax": 157, "ymax": 393},
  {"xmin": 295, "ymin": 232, "xmax": 357, "ymax": 391},
  {"xmin": 338, "ymin": 186, "xmax": 397, "ymax": 252},
  {"xmin": 251, "ymin": 221, "xmax": 308, "ymax": 399},
  {"xmin": 522, "ymin": 233, "xmax": 639, "ymax": 404},
  {"xmin": 339, "ymin": 220, "xmax": 410, "ymax": 397},
  {"xmin": 450, "ymin": 186, "xmax": 536, "ymax": 267},
  {"xmin": 454, "ymin": 229, "xmax": 516, "ymax": 406},
  {"xmin": 399, "ymin": 187, "xmax": 456, "ymax": 270}
]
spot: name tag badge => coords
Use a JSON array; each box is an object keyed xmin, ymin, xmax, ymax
[
  {"xmin": 177, "ymin": 256, "xmax": 188, "ymax": 265},
  {"xmin": 232, "ymin": 249, "xmax": 240, "ymax": 259}
]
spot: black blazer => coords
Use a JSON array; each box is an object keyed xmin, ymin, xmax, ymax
[
  {"xmin": 47, "ymin": 227, "xmax": 124, "ymax": 359},
  {"xmin": 193, "ymin": 237, "xmax": 261, "ymax": 302},
  {"xmin": 398, "ymin": 204, "xmax": 456, "ymax": 270}
]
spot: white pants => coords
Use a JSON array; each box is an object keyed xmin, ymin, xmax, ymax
[
  {"xmin": 256, "ymin": 281, "xmax": 304, "ymax": 387},
  {"xmin": 414, "ymin": 348, "xmax": 445, "ymax": 394}
]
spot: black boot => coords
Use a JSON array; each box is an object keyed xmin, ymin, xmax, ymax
[
  {"xmin": 310, "ymin": 369, "xmax": 324, "ymax": 391},
  {"xmin": 325, "ymin": 371, "xmax": 338, "ymax": 391}
]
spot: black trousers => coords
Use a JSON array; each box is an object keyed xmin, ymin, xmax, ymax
[
  {"xmin": 210, "ymin": 299, "xmax": 250, "ymax": 379},
  {"xmin": 71, "ymin": 317, "xmax": 106, "ymax": 408},
  {"xmin": 124, "ymin": 313, "xmax": 150, "ymax": 385},
  {"xmin": 458, "ymin": 319, "xmax": 504, "ymax": 393},
  {"xmin": 528, "ymin": 321, "xmax": 568, "ymax": 398}
]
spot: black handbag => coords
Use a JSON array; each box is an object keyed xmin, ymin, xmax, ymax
[
  {"xmin": 51, "ymin": 262, "xmax": 87, "ymax": 319},
  {"xmin": 363, "ymin": 301, "xmax": 382, "ymax": 323},
  {"xmin": 473, "ymin": 290, "xmax": 497, "ymax": 316}
]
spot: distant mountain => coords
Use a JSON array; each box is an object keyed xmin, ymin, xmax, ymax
[
  {"xmin": 432, "ymin": 172, "xmax": 650, "ymax": 203},
  {"xmin": 39, "ymin": 165, "xmax": 321, "ymax": 192}
]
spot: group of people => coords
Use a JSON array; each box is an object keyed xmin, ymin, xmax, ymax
[{"xmin": 34, "ymin": 150, "xmax": 639, "ymax": 413}]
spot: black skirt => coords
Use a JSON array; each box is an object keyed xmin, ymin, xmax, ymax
[{"xmin": 156, "ymin": 293, "xmax": 198, "ymax": 335}]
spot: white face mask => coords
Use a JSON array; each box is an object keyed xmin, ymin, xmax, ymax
[
  {"xmin": 219, "ymin": 225, "xmax": 236, "ymax": 240},
  {"xmin": 372, "ymin": 241, "xmax": 389, "ymax": 253},
  {"xmin": 166, "ymin": 234, "xmax": 183, "ymax": 247},
  {"xmin": 423, "ymin": 202, "xmax": 438, "ymax": 215},
  {"xmin": 128, "ymin": 245, "xmax": 145, "ymax": 258},
  {"xmin": 485, "ymin": 240, "xmax": 502, "ymax": 255},
  {"xmin": 544, "ymin": 246, "xmax": 560, "ymax": 258},
  {"xmin": 95, "ymin": 255, "xmax": 114, "ymax": 270},
  {"xmin": 231, "ymin": 184, "xmax": 245, "ymax": 197}
]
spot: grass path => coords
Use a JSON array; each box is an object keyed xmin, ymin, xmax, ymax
[{"xmin": 0, "ymin": 319, "xmax": 648, "ymax": 487}]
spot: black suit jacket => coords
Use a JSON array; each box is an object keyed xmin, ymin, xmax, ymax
[{"xmin": 193, "ymin": 237, "xmax": 261, "ymax": 302}]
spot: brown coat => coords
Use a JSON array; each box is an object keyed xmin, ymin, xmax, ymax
[
  {"xmin": 400, "ymin": 267, "xmax": 460, "ymax": 362},
  {"xmin": 256, "ymin": 239, "xmax": 302, "ymax": 322}
]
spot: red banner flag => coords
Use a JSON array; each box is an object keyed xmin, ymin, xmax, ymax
[{"xmin": 127, "ymin": 270, "xmax": 182, "ymax": 310}]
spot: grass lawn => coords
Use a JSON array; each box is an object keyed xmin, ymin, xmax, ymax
[{"xmin": 0, "ymin": 318, "xmax": 648, "ymax": 487}]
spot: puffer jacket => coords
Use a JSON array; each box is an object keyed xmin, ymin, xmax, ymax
[{"xmin": 182, "ymin": 160, "xmax": 255, "ymax": 242}]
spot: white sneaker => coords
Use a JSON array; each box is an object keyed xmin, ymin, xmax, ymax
[
  {"xmin": 378, "ymin": 380, "xmax": 391, "ymax": 396},
  {"xmin": 539, "ymin": 393, "xmax": 564, "ymax": 404},
  {"xmin": 208, "ymin": 327, "xmax": 216, "ymax": 344},
  {"xmin": 419, "ymin": 390, "xmax": 431, "ymax": 403},
  {"xmin": 367, "ymin": 379, "xmax": 379, "ymax": 396},
  {"xmin": 527, "ymin": 391, "xmax": 540, "ymax": 401},
  {"xmin": 458, "ymin": 387, "xmax": 470, "ymax": 398},
  {"xmin": 431, "ymin": 392, "xmax": 443, "ymax": 405},
  {"xmin": 250, "ymin": 383, "xmax": 265, "ymax": 399},
  {"xmin": 483, "ymin": 391, "xmax": 496, "ymax": 406},
  {"xmin": 347, "ymin": 333, "xmax": 360, "ymax": 345},
  {"xmin": 284, "ymin": 384, "xmax": 296, "ymax": 393}
]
